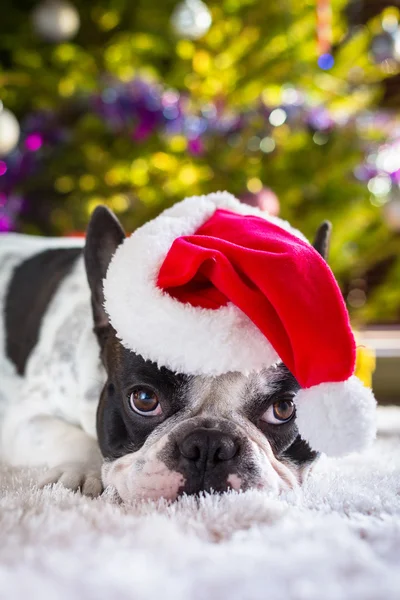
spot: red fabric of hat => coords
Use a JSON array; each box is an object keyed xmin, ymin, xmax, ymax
[{"xmin": 157, "ymin": 208, "xmax": 355, "ymax": 389}]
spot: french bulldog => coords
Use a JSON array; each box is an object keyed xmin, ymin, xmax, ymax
[{"xmin": 0, "ymin": 207, "xmax": 331, "ymax": 502}]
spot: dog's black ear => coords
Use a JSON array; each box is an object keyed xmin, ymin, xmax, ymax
[
  {"xmin": 312, "ymin": 220, "xmax": 332, "ymax": 261},
  {"xmin": 84, "ymin": 206, "xmax": 125, "ymax": 334}
]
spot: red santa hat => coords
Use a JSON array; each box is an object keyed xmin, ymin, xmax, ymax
[{"xmin": 104, "ymin": 192, "xmax": 376, "ymax": 457}]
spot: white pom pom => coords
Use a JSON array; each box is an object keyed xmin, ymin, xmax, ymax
[{"xmin": 295, "ymin": 376, "xmax": 377, "ymax": 457}]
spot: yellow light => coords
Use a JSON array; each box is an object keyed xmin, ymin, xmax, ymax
[
  {"xmin": 273, "ymin": 124, "xmax": 290, "ymax": 142},
  {"xmin": 203, "ymin": 78, "xmax": 223, "ymax": 95},
  {"xmin": 214, "ymin": 53, "xmax": 233, "ymax": 70},
  {"xmin": 119, "ymin": 66, "xmax": 136, "ymax": 82},
  {"xmin": 192, "ymin": 50, "xmax": 211, "ymax": 74},
  {"xmin": 58, "ymin": 78, "xmax": 75, "ymax": 97},
  {"xmin": 132, "ymin": 33, "xmax": 155, "ymax": 50},
  {"xmin": 105, "ymin": 44, "xmax": 123, "ymax": 65},
  {"xmin": 99, "ymin": 11, "xmax": 120, "ymax": 31},
  {"xmin": 168, "ymin": 135, "xmax": 187, "ymax": 152},
  {"xmin": 87, "ymin": 197, "xmax": 105, "ymax": 215},
  {"xmin": 199, "ymin": 166, "xmax": 214, "ymax": 180},
  {"xmin": 130, "ymin": 158, "xmax": 149, "ymax": 186},
  {"xmin": 110, "ymin": 194, "xmax": 130, "ymax": 213},
  {"xmin": 178, "ymin": 165, "xmax": 198, "ymax": 186},
  {"xmin": 313, "ymin": 132, "xmax": 328, "ymax": 146},
  {"xmin": 163, "ymin": 180, "xmax": 181, "ymax": 196},
  {"xmin": 355, "ymin": 343, "xmax": 376, "ymax": 388},
  {"xmin": 225, "ymin": 16, "xmax": 242, "ymax": 35},
  {"xmin": 104, "ymin": 168, "xmax": 123, "ymax": 186},
  {"xmin": 382, "ymin": 8, "xmax": 399, "ymax": 33},
  {"xmin": 223, "ymin": 0, "xmax": 241, "ymax": 12},
  {"xmin": 131, "ymin": 158, "xmax": 148, "ymax": 171},
  {"xmin": 84, "ymin": 145, "xmax": 104, "ymax": 161},
  {"xmin": 207, "ymin": 26, "xmax": 224, "ymax": 47},
  {"xmin": 184, "ymin": 74, "xmax": 198, "ymax": 92},
  {"xmin": 151, "ymin": 152, "xmax": 178, "ymax": 171},
  {"xmin": 79, "ymin": 174, "xmax": 96, "ymax": 191},
  {"xmin": 176, "ymin": 40, "xmax": 194, "ymax": 59},
  {"xmin": 130, "ymin": 170, "xmax": 149, "ymax": 186},
  {"xmin": 261, "ymin": 86, "xmax": 282, "ymax": 106},
  {"xmin": 247, "ymin": 177, "xmax": 262, "ymax": 193},
  {"xmin": 55, "ymin": 176, "xmax": 74, "ymax": 193},
  {"xmin": 54, "ymin": 44, "xmax": 76, "ymax": 62},
  {"xmin": 139, "ymin": 187, "xmax": 158, "ymax": 206}
]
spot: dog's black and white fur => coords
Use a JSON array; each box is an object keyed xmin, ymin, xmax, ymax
[{"xmin": 0, "ymin": 208, "xmax": 330, "ymax": 501}]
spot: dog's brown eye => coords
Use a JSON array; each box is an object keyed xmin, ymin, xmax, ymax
[
  {"xmin": 273, "ymin": 399, "xmax": 295, "ymax": 421},
  {"xmin": 129, "ymin": 388, "xmax": 162, "ymax": 417},
  {"xmin": 261, "ymin": 399, "xmax": 295, "ymax": 425}
]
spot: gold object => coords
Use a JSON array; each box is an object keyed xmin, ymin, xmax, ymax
[{"xmin": 355, "ymin": 343, "xmax": 376, "ymax": 388}]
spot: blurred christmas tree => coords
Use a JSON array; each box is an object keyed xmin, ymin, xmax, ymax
[{"xmin": 1, "ymin": 0, "xmax": 400, "ymax": 323}]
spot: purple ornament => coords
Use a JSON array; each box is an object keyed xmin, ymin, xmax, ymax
[
  {"xmin": 132, "ymin": 120, "xmax": 157, "ymax": 141},
  {"xmin": 390, "ymin": 169, "xmax": 400, "ymax": 184},
  {"xmin": 164, "ymin": 117, "xmax": 185, "ymax": 136},
  {"xmin": 161, "ymin": 90, "xmax": 180, "ymax": 108},
  {"xmin": 184, "ymin": 116, "xmax": 207, "ymax": 139},
  {"xmin": 188, "ymin": 138, "xmax": 204, "ymax": 155},
  {"xmin": 0, "ymin": 75, "xmax": 398, "ymax": 226},
  {"xmin": 354, "ymin": 165, "xmax": 377, "ymax": 182},
  {"xmin": 307, "ymin": 107, "xmax": 334, "ymax": 131},
  {"xmin": 0, "ymin": 213, "xmax": 12, "ymax": 232}
]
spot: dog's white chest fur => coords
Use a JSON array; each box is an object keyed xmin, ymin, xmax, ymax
[{"xmin": 0, "ymin": 235, "xmax": 105, "ymax": 463}]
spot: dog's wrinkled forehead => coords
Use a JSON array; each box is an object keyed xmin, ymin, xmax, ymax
[{"xmin": 184, "ymin": 366, "xmax": 295, "ymax": 415}]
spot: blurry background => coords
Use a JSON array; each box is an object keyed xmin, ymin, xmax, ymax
[{"xmin": 0, "ymin": 0, "xmax": 399, "ymax": 399}]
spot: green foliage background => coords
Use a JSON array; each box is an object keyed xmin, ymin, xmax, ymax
[{"xmin": 1, "ymin": 0, "xmax": 400, "ymax": 323}]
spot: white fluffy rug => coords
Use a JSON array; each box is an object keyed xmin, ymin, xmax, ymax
[{"xmin": 1, "ymin": 406, "xmax": 400, "ymax": 600}]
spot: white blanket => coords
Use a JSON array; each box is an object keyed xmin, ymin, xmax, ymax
[{"xmin": 1, "ymin": 406, "xmax": 400, "ymax": 600}]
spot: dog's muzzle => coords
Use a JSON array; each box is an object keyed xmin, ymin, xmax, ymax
[
  {"xmin": 172, "ymin": 426, "xmax": 243, "ymax": 495},
  {"xmin": 179, "ymin": 427, "xmax": 239, "ymax": 467}
]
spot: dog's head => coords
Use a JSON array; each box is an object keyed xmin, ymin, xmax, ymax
[{"xmin": 84, "ymin": 207, "xmax": 331, "ymax": 502}]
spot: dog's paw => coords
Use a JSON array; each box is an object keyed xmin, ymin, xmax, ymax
[{"xmin": 39, "ymin": 462, "xmax": 103, "ymax": 498}]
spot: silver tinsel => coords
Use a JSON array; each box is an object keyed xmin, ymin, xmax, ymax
[
  {"xmin": 32, "ymin": 0, "xmax": 80, "ymax": 43},
  {"xmin": 0, "ymin": 105, "xmax": 20, "ymax": 157},
  {"xmin": 171, "ymin": 0, "xmax": 212, "ymax": 40}
]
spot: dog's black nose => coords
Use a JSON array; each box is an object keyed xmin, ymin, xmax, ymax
[{"xmin": 178, "ymin": 428, "xmax": 239, "ymax": 467}]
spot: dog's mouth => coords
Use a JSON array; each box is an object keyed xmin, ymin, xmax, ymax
[
  {"xmin": 175, "ymin": 468, "xmax": 249, "ymax": 498},
  {"xmin": 183, "ymin": 471, "xmax": 259, "ymax": 498},
  {"xmin": 172, "ymin": 461, "xmax": 299, "ymax": 499}
]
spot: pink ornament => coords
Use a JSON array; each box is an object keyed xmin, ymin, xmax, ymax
[
  {"xmin": 25, "ymin": 133, "xmax": 43, "ymax": 151},
  {"xmin": 240, "ymin": 187, "xmax": 280, "ymax": 216},
  {"xmin": 383, "ymin": 196, "xmax": 400, "ymax": 232},
  {"xmin": 0, "ymin": 214, "xmax": 11, "ymax": 232}
]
